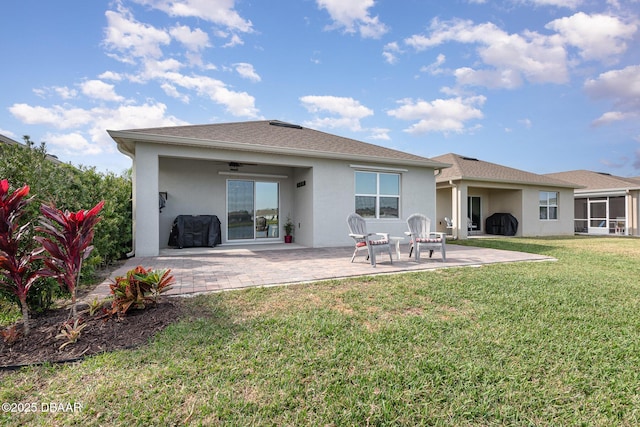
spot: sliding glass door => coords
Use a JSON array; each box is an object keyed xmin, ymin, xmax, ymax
[
  {"xmin": 468, "ymin": 196, "xmax": 481, "ymax": 233},
  {"xmin": 227, "ymin": 180, "xmax": 279, "ymax": 241}
]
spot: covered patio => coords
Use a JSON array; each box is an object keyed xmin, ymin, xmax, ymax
[{"xmin": 87, "ymin": 243, "xmax": 554, "ymax": 299}]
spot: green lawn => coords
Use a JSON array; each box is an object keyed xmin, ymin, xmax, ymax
[{"xmin": 2, "ymin": 236, "xmax": 640, "ymax": 426}]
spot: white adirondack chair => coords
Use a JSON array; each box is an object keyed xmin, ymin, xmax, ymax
[
  {"xmin": 347, "ymin": 213, "xmax": 393, "ymax": 267},
  {"xmin": 406, "ymin": 213, "xmax": 446, "ymax": 262}
]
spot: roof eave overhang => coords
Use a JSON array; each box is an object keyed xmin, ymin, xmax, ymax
[
  {"xmin": 437, "ymin": 176, "xmax": 583, "ymax": 189},
  {"xmin": 575, "ymin": 187, "xmax": 640, "ymax": 197},
  {"xmin": 107, "ymin": 130, "xmax": 451, "ymax": 170}
]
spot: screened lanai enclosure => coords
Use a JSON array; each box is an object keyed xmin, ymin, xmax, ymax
[{"xmin": 574, "ymin": 196, "xmax": 627, "ymax": 235}]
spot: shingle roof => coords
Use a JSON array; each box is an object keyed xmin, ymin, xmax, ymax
[
  {"xmin": 0, "ymin": 134, "xmax": 63, "ymax": 164},
  {"xmin": 109, "ymin": 120, "xmax": 449, "ymax": 168},
  {"xmin": 545, "ymin": 170, "xmax": 640, "ymax": 191},
  {"xmin": 432, "ymin": 153, "xmax": 579, "ymax": 188},
  {"xmin": 0, "ymin": 134, "xmax": 20, "ymax": 145}
]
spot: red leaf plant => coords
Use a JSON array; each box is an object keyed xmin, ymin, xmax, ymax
[
  {"xmin": 35, "ymin": 200, "xmax": 105, "ymax": 319},
  {"xmin": 0, "ymin": 179, "xmax": 43, "ymax": 335}
]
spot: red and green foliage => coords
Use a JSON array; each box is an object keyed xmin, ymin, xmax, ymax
[
  {"xmin": 109, "ymin": 266, "xmax": 174, "ymax": 317},
  {"xmin": 35, "ymin": 200, "xmax": 105, "ymax": 318},
  {"xmin": 0, "ymin": 179, "xmax": 43, "ymax": 335}
]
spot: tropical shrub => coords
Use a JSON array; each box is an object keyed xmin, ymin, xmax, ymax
[
  {"xmin": 0, "ymin": 137, "xmax": 132, "ymax": 269},
  {"xmin": 35, "ymin": 201, "xmax": 105, "ymax": 319},
  {"xmin": 0, "ymin": 180, "xmax": 44, "ymax": 335},
  {"xmin": 109, "ymin": 266, "xmax": 174, "ymax": 317},
  {"xmin": 55, "ymin": 318, "xmax": 87, "ymax": 350}
]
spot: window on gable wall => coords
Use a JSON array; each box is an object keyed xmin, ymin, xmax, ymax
[
  {"xmin": 539, "ymin": 191, "xmax": 558, "ymax": 220},
  {"xmin": 355, "ymin": 171, "xmax": 400, "ymax": 218}
]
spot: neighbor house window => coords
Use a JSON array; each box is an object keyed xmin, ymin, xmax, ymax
[
  {"xmin": 355, "ymin": 171, "xmax": 400, "ymax": 218},
  {"xmin": 539, "ymin": 191, "xmax": 558, "ymax": 220}
]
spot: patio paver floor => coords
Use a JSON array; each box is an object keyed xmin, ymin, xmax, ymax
[{"xmin": 85, "ymin": 243, "xmax": 554, "ymax": 301}]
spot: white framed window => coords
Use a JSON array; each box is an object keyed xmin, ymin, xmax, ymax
[
  {"xmin": 355, "ymin": 171, "xmax": 400, "ymax": 218},
  {"xmin": 539, "ymin": 191, "xmax": 558, "ymax": 220}
]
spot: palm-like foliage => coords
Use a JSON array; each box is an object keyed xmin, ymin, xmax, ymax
[
  {"xmin": 35, "ymin": 200, "xmax": 104, "ymax": 318},
  {"xmin": 0, "ymin": 179, "xmax": 42, "ymax": 335}
]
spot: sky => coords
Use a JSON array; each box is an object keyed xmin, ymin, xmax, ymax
[{"xmin": 1, "ymin": 0, "xmax": 639, "ymax": 177}]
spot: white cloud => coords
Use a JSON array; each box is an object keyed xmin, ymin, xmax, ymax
[
  {"xmin": 585, "ymin": 65, "xmax": 640, "ymax": 107},
  {"xmin": 519, "ymin": 118, "xmax": 533, "ymax": 128},
  {"xmin": 103, "ymin": 7, "xmax": 171, "ymax": 61},
  {"xmin": 592, "ymin": 111, "xmax": 637, "ymax": 126},
  {"xmin": 546, "ymin": 12, "xmax": 637, "ymax": 62},
  {"xmin": 519, "ymin": 0, "xmax": 582, "ymax": 7},
  {"xmin": 132, "ymin": 0, "xmax": 253, "ymax": 33},
  {"xmin": 128, "ymin": 0, "xmax": 251, "ymax": 47},
  {"xmin": 405, "ymin": 18, "xmax": 568, "ymax": 88},
  {"xmin": 98, "ymin": 71, "xmax": 123, "ymax": 81},
  {"xmin": 368, "ymin": 127, "xmax": 391, "ymax": 140},
  {"xmin": 9, "ymin": 102, "xmax": 188, "ymax": 157},
  {"xmin": 300, "ymin": 95, "xmax": 374, "ymax": 131},
  {"xmin": 9, "ymin": 104, "xmax": 94, "ymax": 129},
  {"xmin": 234, "ymin": 63, "xmax": 261, "ymax": 82},
  {"xmin": 161, "ymin": 83, "xmax": 190, "ymax": 103},
  {"xmin": 454, "ymin": 67, "xmax": 523, "ymax": 89},
  {"xmin": 162, "ymin": 72, "xmax": 260, "ymax": 117},
  {"xmin": 44, "ymin": 132, "xmax": 102, "ymax": 156},
  {"xmin": 316, "ymin": 0, "xmax": 388, "ymax": 39},
  {"xmin": 81, "ymin": 80, "xmax": 125, "ymax": 102},
  {"xmin": 222, "ymin": 33, "xmax": 244, "ymax": 48},
  {"xmin": 585, "ymin": 65, "xmax": 640, "ymax": 127},
  {"xmin": 99, "ymin": 5, "xmax": 261, "ymax": 118},
  {"xmin": 420, "ymin": 53, "xmax": 447, "ymax": 75},
  {"xmin": 0, "ymin": 129, "xmax": 17, "ymax": 139},
  {"xmin": 387, "ymin": 96, "xmax": 486, "ymax": 134},
  {"xmin": 169, "ymin": 25, "xmax": 210, "ymax": 51},
  {"xmin": 383, "ymin": 42, "xmax": 402, "ymax": 64},
  {"xmin": 54, "ymin": 86, "xmax": 78, "ymax": 99}
]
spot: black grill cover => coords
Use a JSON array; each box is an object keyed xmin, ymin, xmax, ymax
[
  {"xmin": 168, "ymin": 215, "xmax": 221, "ymax": 248},
  {"xmin": 485, "ymin": 213, "xmax": 518, "ymax": 236}
]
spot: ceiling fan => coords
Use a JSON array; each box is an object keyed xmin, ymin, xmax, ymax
[{"xmin": 228, "ymin": 161, "xmax": 257, "ymax": 171}]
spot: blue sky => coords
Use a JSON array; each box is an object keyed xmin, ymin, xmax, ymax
[{"xmin": 1, "ymin": 0, "xmax": 639, "ymax": 176}]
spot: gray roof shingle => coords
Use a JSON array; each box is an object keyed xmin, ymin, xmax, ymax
[
  {"xmin": 545, "ymin": 170, "xmax": 640, "ymax": 191},
  {"xmin": 432, "ymin": 153, "xmax": 579, "ymax": 188},
  {"xmin": 110, "ymin": 120, "xmax": 449, "ymax": 167}
]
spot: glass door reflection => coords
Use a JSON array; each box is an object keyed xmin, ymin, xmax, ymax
[{"xmin": 227, "ymin": 180, "xmax": 279, "ymax": 241}]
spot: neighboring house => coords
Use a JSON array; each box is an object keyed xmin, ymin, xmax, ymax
[
  {"xmin": 545, "ymin": 170, "xmax": 640, "ymax": 236},
  {"xmin": 432, "ymin": 153, "xmax": 580, "ymax": 239},
  {"xmin": 108, "ymin": 120, "xmax": 450, "ymax": 257},
  {"xmin": 0, "ymin": 133, "xmax": 63, "ymax": 165}
]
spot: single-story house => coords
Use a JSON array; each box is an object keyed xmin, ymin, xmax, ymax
[
  {"xmin": 432, "ymin": 153, "xmax": 580, "ymax": 239},
  {"xmin": 545, "ymin": 170, "xmax": 640, "ymax": 236},
  {"xmin": 108, "ymin": 120, "xmax": 450, "ymax": 257},
  {"xmin": 0, "ymin": 133, "xmax": 62, "ymax": 164}
]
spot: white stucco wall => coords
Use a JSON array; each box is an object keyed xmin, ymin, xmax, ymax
[
  {"xmin": 133, "ymin": 143, "xmax": 160, "ymax": 257},
  {"xmin": 520, "ymin": 187, "xmax": 575, "ymax": 236},
  {"xmin": 132, "ymin": 141, "xmax": 439, "ymax": 256},
  {"xmin": 309, "ymin": 160, "xmax": 437, "ymax": 247}
]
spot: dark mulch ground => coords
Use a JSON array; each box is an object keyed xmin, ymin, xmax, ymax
[{"xmin": 0, "ymin": 298, "xmax": 183, "ymax": 369}]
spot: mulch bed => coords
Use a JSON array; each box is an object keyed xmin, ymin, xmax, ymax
[{"xmin": 0, "ymin": 298, "xmax": 183, "ymax": 369}]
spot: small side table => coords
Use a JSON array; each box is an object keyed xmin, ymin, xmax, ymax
[{"xmin": 388, "ymin": 236, "xmax": 405, "ymax": 260}]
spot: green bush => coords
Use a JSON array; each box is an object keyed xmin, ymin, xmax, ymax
[{"xmin": 0, "ymin": 136, "xmax": 132, "ymax": 268}]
